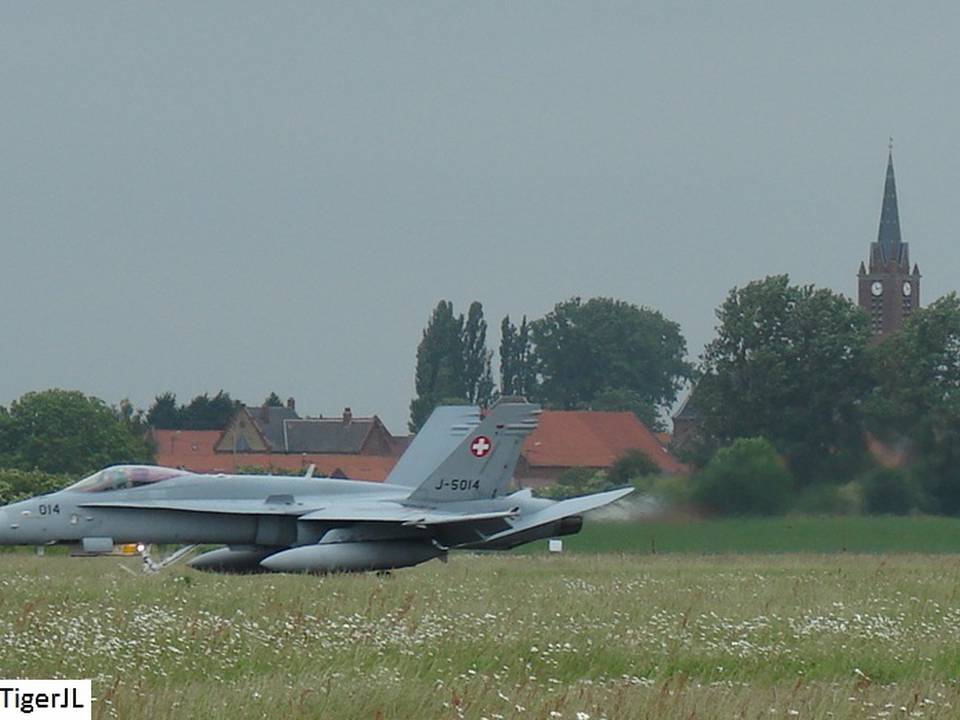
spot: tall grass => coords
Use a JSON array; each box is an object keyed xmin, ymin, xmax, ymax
[{"xmin": 2, "ymin": 551, "xmax": 960, "ymax": 718}]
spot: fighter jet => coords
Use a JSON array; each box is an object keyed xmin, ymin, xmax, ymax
[{"xmin": 0, "ymin": 402, "xmax": 633, "ymax": 573}]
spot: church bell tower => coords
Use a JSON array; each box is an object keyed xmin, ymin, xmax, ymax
[{"xmin": 858, "ymin": 146, "xmax": 921, "ymax": 336}]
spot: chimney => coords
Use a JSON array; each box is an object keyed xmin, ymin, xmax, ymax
[
  {"xmin": 286, "ymin": 397, "xmax": 296, "ymax": 411},
  {"xmin": 342, "ymin": 407, "xmax": 352, "ymax": 425},
  {"xmin": 259, "ymin": 403, "xmax": 270, "ymax": 423}
]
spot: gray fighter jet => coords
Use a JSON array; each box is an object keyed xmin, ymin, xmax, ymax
[{"xmin": 0, "ymin": 402, "xmax": 632, "ymax": 573}]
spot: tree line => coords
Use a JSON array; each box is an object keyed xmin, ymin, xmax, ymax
[
  {"xmin": 0, "ymin": 389, "xmax": 289, "ymax": 503},
  {"xmin": 412, "ymin": 279, "xmax": 960, "ymax": 517},
  {"xmin": 6, "ymin": 278, "xmax": 960, "ymax": 518},
  {"xmin": 408, "ymin": 297, "xmax": 692, "ymax": 432},
  {"xmin": 690, "ymin": 275, "xmax": 960, "ymax": 516}
]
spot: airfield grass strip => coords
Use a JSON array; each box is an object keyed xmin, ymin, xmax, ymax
[{"xmin": 2, "ymin": 551, "xmax": 960, "ymax": 718}]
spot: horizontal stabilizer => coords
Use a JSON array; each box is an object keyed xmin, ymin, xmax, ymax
[{"xmin": 479, "ymin": 487, "xmax": 634, "ymax": 544}]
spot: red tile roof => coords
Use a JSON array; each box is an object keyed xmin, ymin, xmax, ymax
[
  {"xmin": 151, "ymin": 409, "xmax": 685, "ymax": 484},
  {"xmin": 151, "ymin": 429, "xmax": 397, "ymax": 482},
  {"xmin": 521, "ymin": 411, "xmax": 686, "ymax": 474}
]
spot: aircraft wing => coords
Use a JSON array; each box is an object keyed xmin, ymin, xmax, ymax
[{"xmin": 77, "ymin": 498, "xmax": 519, "ymax": 526}]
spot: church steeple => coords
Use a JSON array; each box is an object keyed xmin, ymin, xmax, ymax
[
  {"xmin": 858, "ymin": 143, "xmax": 920, "ymax": 337},
  {"xmin": 877, "ymin": 144, "xmax": 902, "ymax": 254}
]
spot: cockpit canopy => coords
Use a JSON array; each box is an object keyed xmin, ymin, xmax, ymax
[{"xmin": 65, "ymin": 465, "xmax": 189, "ymax": 493}]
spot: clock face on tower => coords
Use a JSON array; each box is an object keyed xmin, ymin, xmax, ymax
[
  {"xmin": 902, "ymin": 281, "xmax": 912, "ymax": 297},
  {"xmin": 871, "ymin": 281, "xmax": 883, "ymax": 297}
]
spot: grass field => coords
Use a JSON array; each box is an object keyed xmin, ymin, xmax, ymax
[{"xmin": 4, "ymin": 533, "xmax": 960, "ymax": 719}]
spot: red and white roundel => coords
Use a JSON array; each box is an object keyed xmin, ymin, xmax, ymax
[{"xmin": 470, "ymin": 435, "xmax": 492, "ymax": 458}]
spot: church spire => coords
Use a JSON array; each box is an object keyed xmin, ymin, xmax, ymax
[{"xmin": 877, "ymin": 142, "xmax": 902, "ymax": 252}]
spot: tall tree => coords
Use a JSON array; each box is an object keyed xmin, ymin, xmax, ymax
[
  {"xmin": 499, "ymin": 315, "xmax": 535, "ymax": 398},
  {"xmin": 115, "ymin": 398, "xmax": 149, "ymax": 436},
  {"xmin": 695, "ymin": 275, "xmax": 872, "ymax": 483},
  {"xmin": 146, "ymin": 392, "xmax": 181, "ymax": 429},
  {"xmin": 461, "ymin": 301, "xmax": 494, "ymax": 406},
  {"xmin": 529, "ymin": 297, "xmax": 691, "ymax": 411},
  {"xmin": 0, "ymin": 406, "xmax": 14, "ymax": 468},
  {"xmin": 409, "ymin": 301, "xmax": 467, "ymax": 432},
  {"xmin": 3, "ymin": 389, "xmax": 153, "ymax": 475}
]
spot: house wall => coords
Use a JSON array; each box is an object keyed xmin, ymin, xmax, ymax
[{"xmin": 215, "ymin": 411, "xmax": 270, "ymax": 452}]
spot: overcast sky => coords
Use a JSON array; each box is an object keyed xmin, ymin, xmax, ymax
[{"xmin": 2, "ymin": 2, "xmax": 959, "ymax": 433}]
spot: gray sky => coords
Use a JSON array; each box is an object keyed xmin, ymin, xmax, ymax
[{"xmin": 2, "ymin": 2, "xmax": 959, "ymax": 433}]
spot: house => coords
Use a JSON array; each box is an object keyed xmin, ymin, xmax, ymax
[
  {"xmin": 149, "ymin": 401, "xmax": 406, "ymax": 482},
  {"xmin": 215, "ymin": 403, "xmax": 398, "ymax": 455},
  {"xmin": 150, "ymin": 428, "xmax": 399, "ymax": 481},
  {"xmin": 516, "ymin": 410, "xmax": 686, "ymax": 487},
  {"xmin": 150, "ymin": 405, "xmax": 682, "ymax": 488}
]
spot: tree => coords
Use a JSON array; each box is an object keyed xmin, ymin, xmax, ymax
[
  {"xmin": 910, "ymin": 399, "xmax": 960, "ymax": 515},
  {"xmin": 115, "ymin": 398, "xmax": 149, "ymax": 436},
  {"xmin": 860, "ymin": 467, "xmax": 919, "ymax": 515},
  {"xmin": 180, "ymin": 391, "xmax": 238, "ymax": 430},
  {"xmin": 695, "ymin": 275, "xmax": 872, "ymax": 483},
  {"xmin": 462, "ymin": 301, "xmax": 494, "ymax": 406},
  {"xmin": 590, "ymin": 387, "xmax": 664, "ymax": 433},
  {"xmin": 864, "ymin": 293, "xmax": 960, "ymax": 439},
  {"xmin": 146, "ymin": 392, "xmax": 181, "ymax": 429},
  {"xmin": 3, "ymin": 389, "xmax": 153, "ymax": 475},
  {"xmin": 263, "ymin": 392, "xmax": 284, "ymax": 408},
  {"xmin": 529, "ymin": 297, "xmax": 691, "ymax": 412},
  {"xmin": 864, "ymin": 294, "xmax": 960, "ymax": 513},
  {"xmin": 409, "ymin": 301, "xmax": 467, "ymax": 432},
  {"xmin": 0, "ymin": 406, "xmax": 14, "ymax": 467},
  {"xmin": 499, "ymin": 315, "xmax": 535, "ymax": 398},
  {"xmin": 692, "ymin": 437, "xmax": 793, "ymax": 516}
]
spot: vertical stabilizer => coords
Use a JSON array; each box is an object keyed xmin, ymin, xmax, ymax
[
  {"xmin": 385, "ymin": 405, "xmax": 480, "ymax": 487},
  {"xmin": 407, "ymin": 402, "xmax": 540, "ymax": 504}
]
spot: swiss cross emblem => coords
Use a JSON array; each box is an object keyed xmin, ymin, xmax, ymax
[{"xmin": 470, "ymin": 435, "xmax": 492, "ymax": 458}]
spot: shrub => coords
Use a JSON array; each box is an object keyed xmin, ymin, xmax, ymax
[
  {"xmin": 535, "ymin": 467, "xmax": 609, "ymax": 499},
  {"xmin": 645, "ymin": 474, "xmax": 693, "ymax": 508},
  {"xmin": 860, "ymin": 467, "xmax": 920, "ymax": 515},
  {"xmin": 692, "ymin": 437, "xmax": 793, "ymax": 516},
  {"xmin": 0, "ymin": 469, "xmax": 72, "ymax": 504},
  {"xmin": 794, "ymin": 483, "xmax": 861, "ymax": 516},
  {"xmin": 607, "ymin": 450, "xmax": 659, "ymax": 486},
  {"xmin": 837, "ymin": 481, "xmax": 865, "ymax": 515}
]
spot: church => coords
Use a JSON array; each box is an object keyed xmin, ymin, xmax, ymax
[{"xmin": 857, "ymin": 147, "xmax": 921, "ymax": 335}]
